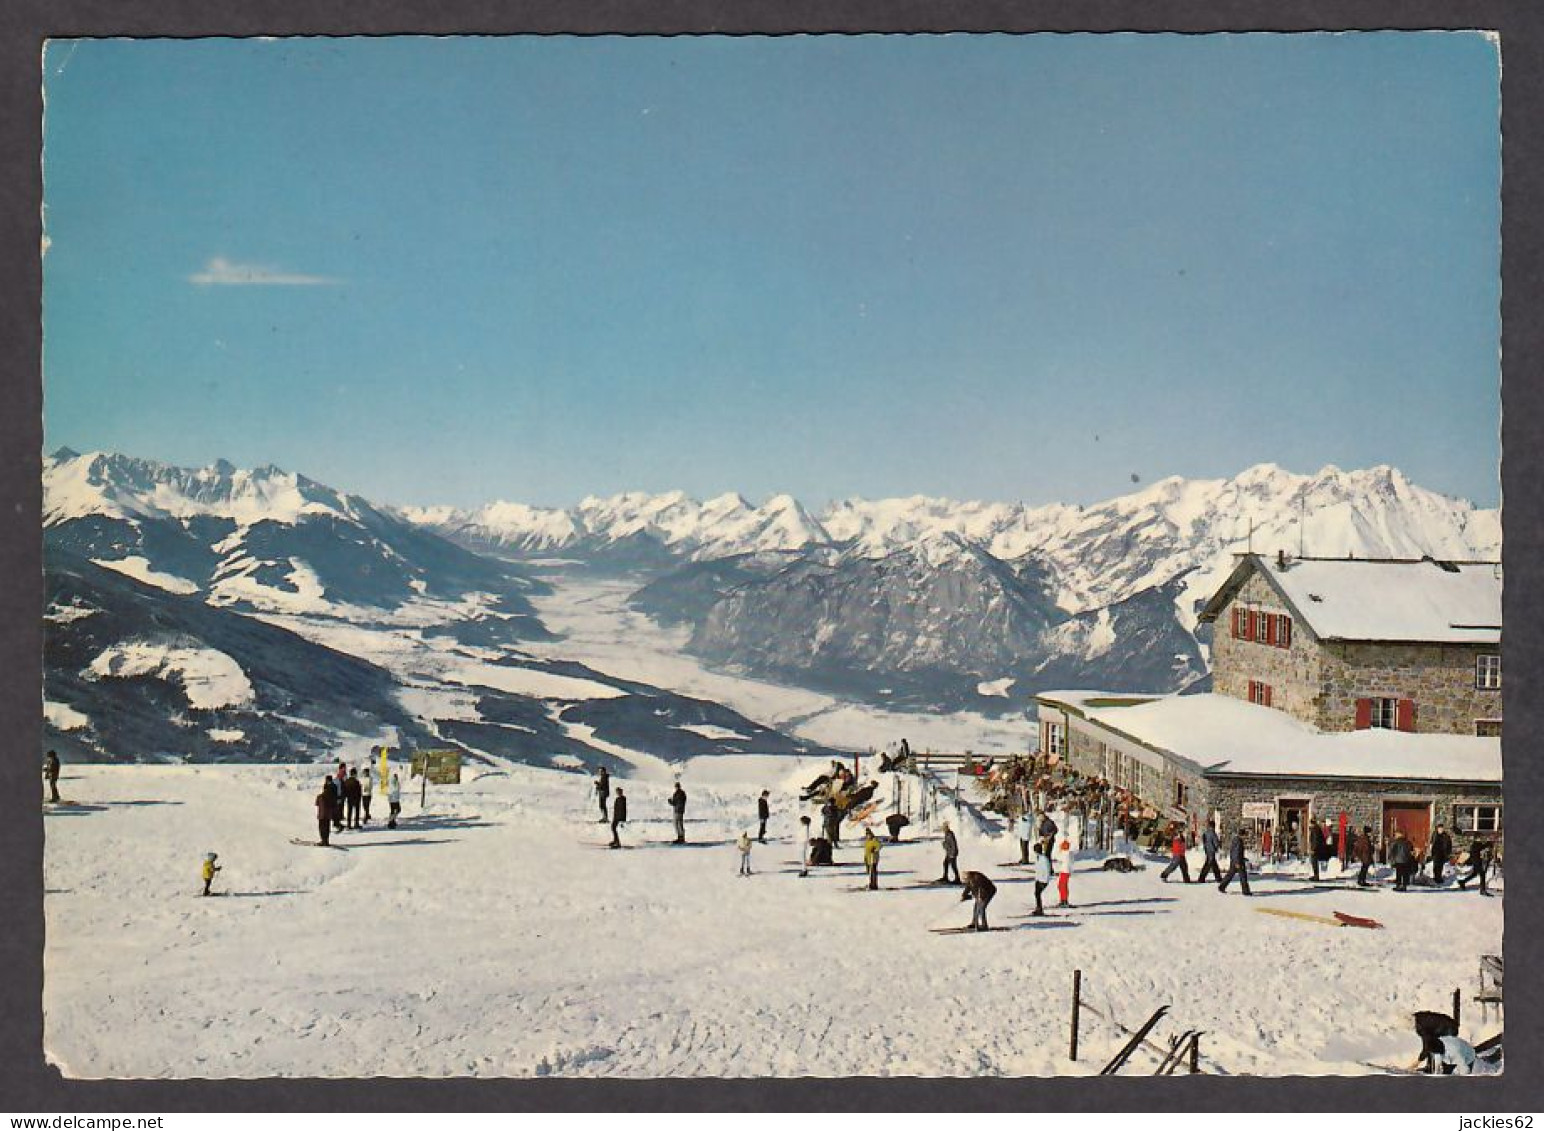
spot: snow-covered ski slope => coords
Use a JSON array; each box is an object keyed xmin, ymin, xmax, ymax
[{"xmin": 44, "ymin": 760, "xmax": 1502, "ymax": 1079}]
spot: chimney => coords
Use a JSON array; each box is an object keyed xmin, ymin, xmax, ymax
[{"xmin": 1276, "ymin": 549, "xmax": 1287, "ymax": 570}]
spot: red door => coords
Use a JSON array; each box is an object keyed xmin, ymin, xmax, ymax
[{"xmin": 1382, "ymin": 801, "xmax": 1433, "ymax": 858}]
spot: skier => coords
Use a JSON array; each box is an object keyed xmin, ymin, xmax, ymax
[
  {"xmin": 737, "ymin": 830, "xmax": 753, "ymax": 876},
  {"xmin": 1309, "ymin": 819, "xmax": 1326, "ymax": 881},
  {"xmin": 344, "ymin": 768, "xmax": 363, "ymax": 830},
  {"xmin": 960, "ymin": 870, "xmax": 997, "ymax": 931},
  {"xmin": 387, "ymin": 771, "xmax": 402, "ymax": 830},
  {"xmin": 1159, "ymin": 827, "xmax": 1191, "ymax": 883},
  {"xmin": 799, "ymin": 814, "xmax": 813, "ymax": 876},
  {"xmin": 863, "ymin": 826, "xmax": 882, "ymax": 890},
  {"xmin": 610, "ymin": 788, "xmax": 629, "ymax": 849},
  {"xmin": 201, "ymin": 852, "xmax": 221, "ymax": 896},
  {"xmin": 1218, "ymin": 827, "xmax": 1251, "ymax": 895},
  {"xmin": 940, "ymin": 820, "xmax": 961, "ymax": 885},
  {"xmin": 361, "ymin": 764, "xmax": 373, "ymax": 824},
  {"xmin": 1014, "ymin": 810, "xmax": 1033, "ymax": 864},
  {"xmin": 845, "ymin": 780, "xmax": 879, "ymax": 811},
  {"xmin": 822, "ymin": 799, "xmax": 842, "ymax": 848},
  {"xmin": 884, "ymin": 811, "xmax": 910, "ymax": 843},
  {"xmin": 1389, "ymin": 828, "xmax": 1414, "ymax": 892},
  {"xmin": 757, "ymin": 790, "xmax": 770, "ymax": 843},
  {"xmin": 43, "ymin": 749, "xmax": 61, "ymax": 804},
  {"xmin": 315, "ymin": 777, "xmax": 335, "ymax": 846},
  {"xmin": 1456, "ymin": 836, "xmax": 1492, "ymax": 896},
  {"xmin": 1430, "ymin": 823, "xmax": 1453, "ymax": 884},
  {"xmin": 1353, "ymin": 825, "xmax": 1375, "ymax": 887},
  {"xmin": 670, "ymin": 781, "xmax": 688, "ymax": 844},
  {"xmin": 1031, "ymin": 842, "xmax": 1052, "ymax": 915},
  {"xmin": 596, "ymin": 767, "xmax": 611, "ymax": 823},
  {"xmin": 1197, "ymin": 823, "xmax": 1223, "ymax": 885},
  {"xmin": 1053, "ymin": 835, "xmax": 1074, "ymax": 907}
]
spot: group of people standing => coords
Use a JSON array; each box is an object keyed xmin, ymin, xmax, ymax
[
  {"xmin": 314, "ymin": 761, "xmax": 401, "ymax": 845},
  {"xmin": 593, "ymin": 766, "xmax": 693, "ymax": 850},
  {"xmin": 1153, "ymin": 816, "xmax": 1497, "ymax": 896}
]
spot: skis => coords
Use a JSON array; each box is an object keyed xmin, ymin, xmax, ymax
[
  {"xmin": 846, "ymin": 801, "xmax": 881, "ymax": 826},
  {"xmin": 289, "ymin": 837, "xmax": 348, "ymax": 851},
  {"xmin": 1254, "ymin": 908, "xmax": 1341, "ymax": 927},
  {"xmin": 929, "ymin": 926, "xmax": 1011, "ymax": 934},
  {"xmin": 1332, "ymin": 910, "xmax": 1384, "ymax": 929}
]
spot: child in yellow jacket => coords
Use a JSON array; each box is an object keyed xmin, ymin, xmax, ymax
[{"xmin": 201, "ymin": 852, "xmax": 221, "ymax": 896}]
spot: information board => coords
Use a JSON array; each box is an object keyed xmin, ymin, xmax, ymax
[{"xmin": 410, "ymin": 749, "xmax": 462, "ymax": 784}]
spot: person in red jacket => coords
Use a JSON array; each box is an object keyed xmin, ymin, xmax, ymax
[{"xmin": 1159, "ymin": 827, "xmax": 1192, "ymax": 883}]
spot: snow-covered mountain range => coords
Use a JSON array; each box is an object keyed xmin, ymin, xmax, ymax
[
  {"xmin": 43, "ymin": 448, "xmax": 551, "ymax": 632},
  {"xmin": 410, "ymin": 463, "xmax": 1499, "ymax": 710},
  {"xmin": 43, "ymin": 449, "xmax": 1502, "ymax": 754},
  {"xmin": 410, "ymin": 462, "xmax": 1498, "ymax": 618},
  {"xmin": 402, "ymin": 490, "xmax": 830, "ymax": 566}
]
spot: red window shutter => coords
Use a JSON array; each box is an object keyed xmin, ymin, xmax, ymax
[
  {"xmin": 1354, "ymin": 698, "xmax": 1372, "ymax": 730},
  {"xmin": 1264, "ymin": 614, "xmax": 1277, "ymax": 646},
  {"xmin": 1231, "ymin": 607, "xmax": 1241, "ymax": 638},
  {"xmin": 1245, "ymin": 610, "xmax": 1256, "ymax": 641},
  {"xmin": 1397, "ymin": 699, "xmax": 1416, "ymax": 732},
  {"xmin": 1264, "ymin": 684, "xmax": 1273, "ymax": 708},
  {"xmin": 1279, "ymin": 617, "xmax": 1292, "ymax": 649}
]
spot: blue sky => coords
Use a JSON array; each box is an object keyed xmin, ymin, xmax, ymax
[{"xmin": 42, "ymin": 34, "xmax": 1501, "ymax": 509}]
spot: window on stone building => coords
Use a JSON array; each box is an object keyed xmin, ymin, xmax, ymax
[
  {"xmin": 1356, "ymin": 697, "xmax": 1415, "ymax": 731},
  {"xmin": 1277, "ymin": 616, "xmax": 1292, "ymax": 649},
  {"xmin": 1454, "ymin": 803, "xmax": 1502, "ymax": 834},
  {"xmin": 1174, "ymin": 779, "xmax": 1188, "ymax": 809},
  {"xmin": 1476, "ymin": 654, "xmax": 1501, "ymax": 691},
  {"xmin": 1248, "ymin": 680, "xmax": 1273, "ymax": 707},
  {"xmin": 1045, "ymin": 721, "xmax": 1066, "ymax": 758},
  {"xmin": 1475, "ymin": 719, "xmax": 1502, "ymax": 738}
]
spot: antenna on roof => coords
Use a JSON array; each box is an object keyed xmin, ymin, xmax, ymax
[
  {"xmin": 1247, "ymin": 519, "xmax": 1254, "ymax": 555},
  {"xmin": 1298, "ymin": 494, "xmax": 1305, "ymax": 558}
]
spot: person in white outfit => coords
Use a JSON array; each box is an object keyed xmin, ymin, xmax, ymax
[{"xmin": 387, "ymin": 772, "xmax": 402, "ymax": 829}]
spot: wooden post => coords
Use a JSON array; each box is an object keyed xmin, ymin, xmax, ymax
[
  {"xmin": 1453, "ymin": 987, "xmax": 1462, "ymax": 1031},
  {"xmin": 1189, "ymin": 1032, "xmax": 1200, "ymax": 1074},
  {"xmin": 1070, "ymin": 969, "xmax": 1082, "ymax": 1061}
]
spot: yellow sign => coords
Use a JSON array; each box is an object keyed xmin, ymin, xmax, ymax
[{"xmin": 410, "ymin": 749, "xmax": 462, "ymax": 785}]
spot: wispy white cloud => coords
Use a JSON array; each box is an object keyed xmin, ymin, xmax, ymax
[{"xmin": 189, "ymin": 257, "xmax": 341, "ymax": 286}]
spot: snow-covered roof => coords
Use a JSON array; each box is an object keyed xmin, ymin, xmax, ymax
[
  {"xmin": 1199, "ymin": 555, "xmax": 1502, "ymax": 644},
  {"xmin": 1036, "ymin": 691, "xmax": 1500, "ymax": 782}
]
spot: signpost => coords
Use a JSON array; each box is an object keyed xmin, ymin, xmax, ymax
[
  {"xmin": 409, "ymin": 749, "xmax": 462, "ymax": 809},
  {"xmin": 1242, "ymin": 802, "xmax": 1275, "ymax": 819}
]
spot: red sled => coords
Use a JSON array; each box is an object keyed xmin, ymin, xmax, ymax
[{"xmin": 1333, "ymin": 910, "xmax": 1384, "ymax": 930}]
